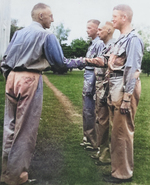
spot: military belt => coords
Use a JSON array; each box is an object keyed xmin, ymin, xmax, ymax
[
  {"xmin": 110, "ymin": 72, "xmax": 123, "ymax": 78},
  {"xmin": 13, "ymin": 68, "xmax": 42, "ymax": 74}
]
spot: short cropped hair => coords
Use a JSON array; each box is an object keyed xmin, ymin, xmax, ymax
[
  {"xmin": 105, "ymin": 21, "xmax": 115, "ymax": 32},
  {"xmin": 31, "ymin": 3, "xmax": 50, "ymax": 18},
  {"xmin": 113, "ymin": 4, "xmax": 133, "ymax": 22},
  {"xmin": 105, "ymin": 21, "xmax": 113, "ymax": 28},
  {"xmin": 87, "ymin": 19, "xmax": 100, "ymax": 26}
]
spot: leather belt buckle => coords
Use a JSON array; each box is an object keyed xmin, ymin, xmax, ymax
[{"xmin": 110, "ymin": 72, "xmax": 123, "ymax": 78}]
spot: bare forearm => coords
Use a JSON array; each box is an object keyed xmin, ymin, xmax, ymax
[{"xmin": 85, "ymin": 57, "xmax": 105, "ymax": 67}]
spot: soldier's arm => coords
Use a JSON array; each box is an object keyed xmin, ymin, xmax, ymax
[
  {"xmin": 120, "ymin": 36, "xmax": 144, "ymax": 114},
  {"xmin": 44, "ymin": 34, "xmax": 86, "ymax": 70},
  {"xmin": 85, "ymin": 56, "xmax": 107, "ymax": 68}
]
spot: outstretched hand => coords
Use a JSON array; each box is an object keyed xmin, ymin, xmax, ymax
[{"xmin": 108, "ymin": 54, "xmax": 116, "ymax": 70}]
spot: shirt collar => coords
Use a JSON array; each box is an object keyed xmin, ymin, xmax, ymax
[
  {"xmin": 92, "ymin": 36, "xmax": 100, "ymax": 44},
  {"xmin": 31, "ymin": 21, "xmax": 44, "ymax": 29}
]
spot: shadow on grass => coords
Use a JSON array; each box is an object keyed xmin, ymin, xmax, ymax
[
  {"xmin": 1, "ymin": 73, "xmax": 150, "ymax": 185},
  {"xmin": 28, "ymin": 83, "xmax": 109, "ymax": 185}
]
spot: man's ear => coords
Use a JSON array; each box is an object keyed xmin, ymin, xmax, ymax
[
  {"xmin": 122, "ymin": 13, "xmax": 127, "ymax": 22},
  {"xmin": 107, "ymin": 28, "xmax": 111, "ymax": 34},
  {"xmin": 38, "ymin": 13, "xmax": 43, "ymax": 20}
]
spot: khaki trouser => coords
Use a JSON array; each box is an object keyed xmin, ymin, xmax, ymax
[
  {"xmin": 107, "ymin": 76, "xmax": 141, "ymax": 179},
  {"xmin": 95, "ymin": 80, "xmax": 109, "ymax": 147},
  {"xmin": 95, "ymin": 80, "xmax": 110, "ymax": 162},
  {"xmin": 1, "ymin": 71, "xmax": 43, "ymax": 185}
]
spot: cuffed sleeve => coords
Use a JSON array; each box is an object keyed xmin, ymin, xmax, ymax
[
  {"xmin": 85, "ymin": 56, "xmax": 105, "ymax": 67},
  {"xmin": 64, "ymin": 57, "xmax": 86, "ymax": 69}
]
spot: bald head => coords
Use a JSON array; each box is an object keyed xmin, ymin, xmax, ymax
[
  {"xmin": 97, "ymin": 21, "xmax": 114, "ymax": 44},
  {"xmin": 113, "ymin": 4, "xmax": 133, "ymax": 22},
  {"xmin": 103, "ymin": 21, "xmax": 115, "ymax": 33},
  {"xmin": 31, "ymin": 3, "xmax": 50, "ymax": 21},
  {"xmin": 31, "ymin": 3, "xmax": 54, "ymax": 29}
]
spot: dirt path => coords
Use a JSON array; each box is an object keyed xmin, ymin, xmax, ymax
[
  {"xmin": 29, "ymin": 75, "xmax": 83, "ymax": 184},
  {"xmin": 43, "ymin": 75, "xmax": 82, "ymax": 124}
]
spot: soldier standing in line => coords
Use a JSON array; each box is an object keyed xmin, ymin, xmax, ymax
[
  {"xmin": 85, "ymin": 4, "xmax": 144, "ymax": 183},
  {"xmin": 79, "ymin": 20, "xmax": 105, "ymax": 149},
  {"xmin": 90, "ymin": 22, "xmax": 115, "ymax": 165}
]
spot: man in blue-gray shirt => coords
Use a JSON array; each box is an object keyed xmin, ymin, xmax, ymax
[
  {"xmin": 1, "ymin": 3, "xmax": 56, "ymax": 185},
  {"xmin": 80, "ymin": 20, "xmax": 105, "ymax": 149},
  {"xmin": 0, "ymin": 2, "xmax": 102, "ymax": 183}
]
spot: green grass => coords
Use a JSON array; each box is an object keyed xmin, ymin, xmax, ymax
[
  {"xmin": 133, "ymin": 73, "xmax": 150, "ymax": 184},
  {"xmin": 0, "ymin": 75, "xmax": 5, "ymax": 169},
  {"xmin": 1, "ymin": 72, "xmax": 150, "ymax": 184},
  {"xmin": 44, "ymin": 70, "xmax": 84, "ymax": 114},
  {"xmin": 44, "ymin": 71, "xmax": 150, "ymax": 185},
  {"xmin": 31, "ymin": 82, "xmax": 102, "ymax": 185}
]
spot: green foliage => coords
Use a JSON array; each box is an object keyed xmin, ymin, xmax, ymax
[
  {"xmin": 142, "ymin": 57, "xmax": 150, "ymax": 76},
  {"xmin": 70, "ymin": 38, "xmax": 89, "ymax": 57},
  {"xmin": 54, "ymin": 23, "xmax": 70, "ymax": 45},
  {"xmin": 10, "ymin": 19, "xmax": 24, "ymax": 41},
  {"xmin": 61, "ymin": 44, "xmax": 74, "ymax": 58},
  {"xmin": 61, "ymin": 38, "xmax": 89, "ymax": 58},
  {"xmin": 138, "ymin": 29, "xmax": 150, "ymax": 75}
]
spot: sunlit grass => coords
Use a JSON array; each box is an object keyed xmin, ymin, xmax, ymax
[
  {"xmin": 44, "ymin": 70, "xmax": 84, "ymax": 114},
  {"xmin": 0, "ymin": 75, "xmax": 5, "ymax": 170},
  {"xmin": 0, "ymin": 72, "xmax": 150, "ymax": 184}
]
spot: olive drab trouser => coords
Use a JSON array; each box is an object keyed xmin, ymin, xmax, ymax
[
  {"xmin": 1, "ymin": 71, "xmax": 43, "ymax": 185},
  {"xmin": 95, "ymin": 79, "xmax": 110, "ymax": 162},
  {"xmin": 107, "ymin": 76, "xmax": 141, "ymax": 179},
  {"xmin": 83, "ymin": 69, "xmax": 97, "ymax": 147}
]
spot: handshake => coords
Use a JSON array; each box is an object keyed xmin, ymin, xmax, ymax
[{"xmin": 44, "ymin": 34, "xmax": 105, "ymax": 71}]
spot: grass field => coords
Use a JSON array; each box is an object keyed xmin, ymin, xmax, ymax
[
  {"xmin": 0, "ymin": 71, "xmax": 150, "ymax": 185},
  {"xmin": 44, "ymin": 71, "xmax": 84, "ymax": 114}
]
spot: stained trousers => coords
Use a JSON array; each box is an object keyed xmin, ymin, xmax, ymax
[
  {"xmin": 95, "ymin": 80, "xmax": 110, "ymax": 162},
  {"xmin": 95, "ymin": 80, "xmax": 109, "ymax": 147},
  {"xmin": 83, "ymin": 95, "xmax": 97, "ymax": 146},
  {"xmin": 108, "ymin": 77, "xmax": 141, "ymax": 179},
  {"xmin": 82, "ymin": 69, "xmax": 96, "ymax": 147},
  {"xmin": 1, "ymin": 71, "xmax": 43, "ymax": 185}
]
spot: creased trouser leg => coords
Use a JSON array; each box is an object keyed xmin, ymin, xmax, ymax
[
  {"xmin": 109, "ymin": 79, "xmax": 141, "ymax": 179},
  {"xmin": 95, "ymin": 102, "xmax": 110, "ymax": 162},
  {"xmin": 1, "ymin": 71, "xmax": 43, "ymax": 185},
  {"xmin": 83, "ymin": 95, "xmax": 96, "ymax": 147},
  {"xmin": 95, "ymin": 100, "xmax": 109, "ymax": 147}
]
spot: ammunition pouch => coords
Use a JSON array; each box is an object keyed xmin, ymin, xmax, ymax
[{"xmin": 99, "ymin": 82, "xmax": 109, "ymax": 104}]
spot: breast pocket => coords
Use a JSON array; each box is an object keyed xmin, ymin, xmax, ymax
[{"xmin": 109, "ymin": 76, "xmax": 124, "ymax": 102}]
